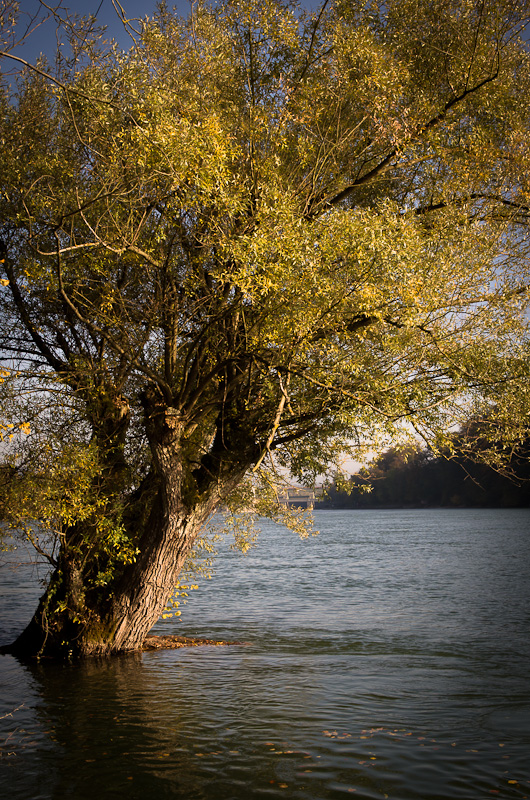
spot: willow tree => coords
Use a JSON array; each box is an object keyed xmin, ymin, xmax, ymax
[{"xmin": 1, "ymin": 0, "xmax": 529, "ymax": 658}]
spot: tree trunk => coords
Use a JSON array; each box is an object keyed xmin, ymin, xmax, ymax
[
  {"xmin": 6, "ymin": 478, "xmax": 217, "ymax": 659},
  {"xmin": 4, "ymin": 399, "xmax": 249, "ymax": 660},
  {"xmin": 5, "ymin": 506, "xmax": 210, "ymax": 659}
]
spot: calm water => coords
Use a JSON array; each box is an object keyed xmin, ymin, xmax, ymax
[{"xmin": 1, "ymin": 509, "xmax": 529, "ymax": 800}]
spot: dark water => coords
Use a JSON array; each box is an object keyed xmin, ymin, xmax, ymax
[{"xmin": 1, "ymin": 509, "xmax": 530, "ymax": 800}]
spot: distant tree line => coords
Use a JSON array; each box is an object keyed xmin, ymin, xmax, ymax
[{"xmin": 318, "ymin": 428, "xmax": 530, "ymax": 509}]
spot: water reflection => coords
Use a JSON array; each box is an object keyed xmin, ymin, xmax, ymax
[{"xmin": 11, "ymin": 647, "xmax": 335, "ymax": 800}]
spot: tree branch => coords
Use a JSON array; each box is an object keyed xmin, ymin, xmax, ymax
[{"xmin": 323, "ymin": 66, "xmax": 501, "ymax": 210}]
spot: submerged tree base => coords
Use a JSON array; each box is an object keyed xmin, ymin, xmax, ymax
[{"xmin": 0, "ymin": 634, "xmax": 246, "ymax": 659}]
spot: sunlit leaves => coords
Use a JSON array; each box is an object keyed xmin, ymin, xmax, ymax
[{"xmin": 161, "ymin": 581, "xmax": 200, "ymax": 619}]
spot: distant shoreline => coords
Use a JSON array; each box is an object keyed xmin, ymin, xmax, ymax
[{"xmin": 313, "ymin": 504, "xmax": 530, "ymax": 510}]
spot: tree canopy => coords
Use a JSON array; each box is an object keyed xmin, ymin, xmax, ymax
[{"xmin": 1, "ymin": 0, "xmax": 530, "ymax": 657}]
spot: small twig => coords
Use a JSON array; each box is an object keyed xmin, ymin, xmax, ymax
[{"xmin": 0, "ymin": 703, "xmax": 25, "ymax": 721}]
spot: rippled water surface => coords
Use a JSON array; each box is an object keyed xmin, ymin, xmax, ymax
[{"xmin": 1, "ymin": 509, "xmax": 529, "ymax": 799}]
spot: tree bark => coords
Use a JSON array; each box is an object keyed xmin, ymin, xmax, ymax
[{"xmin": 4, "ymin": 397, "xmax": 249, "ymax": 660}]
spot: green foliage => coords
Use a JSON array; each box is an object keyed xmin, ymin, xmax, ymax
[
  {"xmin": 0, "ymin": 377, "xmax": 138, "ymax": 577},
  {"xmin": 2, "ymin": 431, "xmax": 139, "ymax": 573},
  {"xmin": 218, "ymin": 464, "xmax": 319, "ymax": 544}
]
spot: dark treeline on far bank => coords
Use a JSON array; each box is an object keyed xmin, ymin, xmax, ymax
[{"xmin": 317, "ymin": 427, "xmax": 530, "ymax": 510}]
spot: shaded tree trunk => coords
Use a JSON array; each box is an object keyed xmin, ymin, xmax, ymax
[
  {"xmin": 5, "ymin": 395, "xmax": 251, "ymax": 660},
  {"xmin": 6, "ymin": 508, "xmax": 210, "ymax": 659}
]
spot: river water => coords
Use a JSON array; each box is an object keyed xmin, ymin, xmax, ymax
[{"xmin": 1, "ymin": 509, "xmax": 529, "ymax": 800}]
